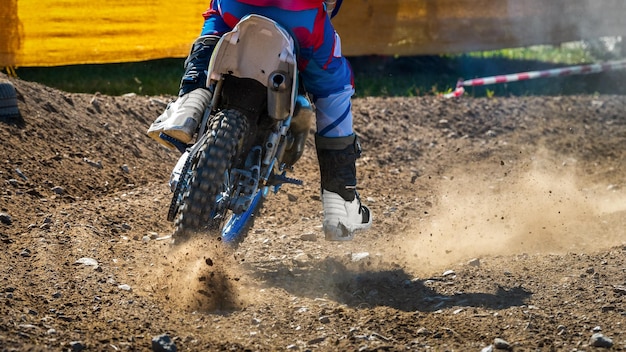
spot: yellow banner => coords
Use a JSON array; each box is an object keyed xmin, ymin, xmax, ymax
[
  {"xmin": 2, "ymin": 0, "xmax": 209, "ymax": 67},
  {"xmin": 2, "ymin": 0, "xmax": 626, "ymax": 67}
]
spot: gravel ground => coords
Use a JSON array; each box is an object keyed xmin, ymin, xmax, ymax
[{"xmin": 1, "ymin": 73, "xmax": 625, "ymax": 351}]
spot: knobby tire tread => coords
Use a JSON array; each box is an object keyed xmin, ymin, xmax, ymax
[{"xmin": 173, "ymin": 109, "xmax": 248, "ymax": 239}]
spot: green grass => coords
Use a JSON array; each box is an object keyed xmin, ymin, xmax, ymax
[
  {"xmin": 4, "ymin": 39, "xmax": 625, "ymax": 98},
  {"xmin": 10, "ymin": 59, "xmax": 184, "ymax": 96}
]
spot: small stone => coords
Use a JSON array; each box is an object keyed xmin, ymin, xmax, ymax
[
  {"xmin": 118, "ymin": 284, "xmax": 132, "ymax": 292},
  {"xmin": 416, "ymin": 327, "xmax": 430, "ymax": 336},
  {"xmin": 467, "ymin": 258, "xmax": 480, "ymax": 267},
  {"xmin": 75, "ymin": 257, "xmax": 99, "ymax": 267},
  {"xmin": 15, "ymin": 168, "xmax": 28, "ymax": 180},
  {"xmin": 319, "ymin": 316, "xmax": 331, "ymax": 324},
  {"xmin": 589, "ymin": 333, "xmax": 613, "ymax": 348},
  {"xmin": 351, "ymin": 252, "xmax": 370, "ymax": 262},
  {"xmin": 293, "ymin": 252, "xmax": 308, "ymax": 266},
  {"xmin": 83, "ymin": 158, "xmax": 103, "ymax": 169},
  {"xmin": 152, "ymin": 334, "xmax": 177, "ymax": 352},
  {"xmin": 51, "ymin": 186, "xmax": 64, "ymax": 195},
  {"xmin": 70, "ymin": 341, "xmax": 86, "ymax": 352},
  {"xmin": 0, "ymin": 212, "xmax": 12, "ymax": 225},
  {"xmin": 493, "ymin": 337, "xmax": 510, "ymax": 349},
  {"xmin": 300, "ymin": 233, "xmax": 317, "ymax": 241}
]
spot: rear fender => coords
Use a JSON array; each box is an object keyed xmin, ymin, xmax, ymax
[{"xmin": 208, "ymin": 14, "xmax": 298, "ymax": 118}]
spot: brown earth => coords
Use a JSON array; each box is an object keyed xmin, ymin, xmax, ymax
[{"xmin": 1, "ymin": 72, "xmax": 625, "ymax": 351}]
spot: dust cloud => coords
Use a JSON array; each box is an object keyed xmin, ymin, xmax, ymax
[
  {"xmin": 147, "ymin": 235, "xmax": 252, "ymax": 313},
  {"xmin": 397, "ymin": 151, "xmax": 625, "ymax": 275}
]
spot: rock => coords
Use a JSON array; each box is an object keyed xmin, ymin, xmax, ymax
[
  {"xmin": 300, "ymin": 232, "xmax": 317, "ymax": 241},
  {"xmin": 293, "ymin": 252, "xmax": 309, "ymax": 266},
  {"xmin": 351, "ymin": 252, "xmax": 370, "ymax": 262},
  {"xmin": 152, "ymin": 334, "xmax": 177, "ymax": 352},
  {"xmin": 589, "ymin": 333, "xmax": 613, "ymax": 348},
  {"xmin": 83, "ymin": 158, "xmax": 103, "ymax": 169},
  {"xmin": 70, "ymin": 341, "xmax": 86, "ymax": 351},
  {"xmin": 493, "ymin": 337, "xmax": 510, "ymax": 349},
  {"xmin": 15, "ymin": 168, "xmax": 27, "ymax": 180},
  {"xmin": 0, "ymin": 212, "xmax": 12, "ymax": 225},
  {"xmin": 442, "ymin": 270, "xmax": 455, "ymax": 277},
  {"xmin": 118, "ymin": 284, "xmax": 132, "ymax": 292},
  {"xmin": 75, "ymin": 257, "xmax": 99, "ymax": 267},
  {"xmin": 415, "ymin": 327, "xmax": 430, "ymax": 336},
  {"xmin": 0, "ymin": 81, "xmax": 20, "ymax": 120},
  {"xmin": 467, "ymin": 258, "xmax": 480, "ymax": 267},
  {"xmin": 51, "ymin": 186, "xmax": 64, "ymax": 195}
]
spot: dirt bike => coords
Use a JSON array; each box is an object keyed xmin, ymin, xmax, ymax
[{"xmin": 164, "ymin": 14, "xmax": 314, "ymax": 244}]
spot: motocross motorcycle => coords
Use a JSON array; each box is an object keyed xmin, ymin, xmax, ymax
[{"xmin": 164, "ymin": 14, "xmax": 314, "ymax": 244}]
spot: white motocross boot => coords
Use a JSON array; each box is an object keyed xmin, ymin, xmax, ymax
[
  {"xmin": 147, "ymin": 88, "xmax": 212, "ymax": 149},
  {"xmin": 316, "ymin": 134, "xmax": 372, "ymax": 241},
  {"xmin": 147, "ymin": 35, "xmax": 219, "ymax": 150}
]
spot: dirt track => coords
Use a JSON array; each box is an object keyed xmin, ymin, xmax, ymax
[{"xmin": 1, "ymin": 72, "xmax": 625, "ymax": 351}]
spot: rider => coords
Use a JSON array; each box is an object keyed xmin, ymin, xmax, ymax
[{"xmin": 147, "ymin": 0, "xmax": 372, "ymax": 241}]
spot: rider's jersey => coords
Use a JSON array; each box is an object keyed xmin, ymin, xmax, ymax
[{"xmin": 200, "ymin": 0, "xmax": 353, "ymax": 137}]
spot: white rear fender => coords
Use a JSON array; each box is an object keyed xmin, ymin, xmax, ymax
[{"xmin": 208, "ymin": 15, "xmax": 298, "ymax": 118}]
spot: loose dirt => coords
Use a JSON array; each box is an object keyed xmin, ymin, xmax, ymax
[{"xmin": 1, "ymin": 72, "xmax": 625, "ymax": 351}]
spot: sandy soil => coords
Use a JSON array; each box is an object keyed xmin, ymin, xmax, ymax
[{"xmin": 1, "ymin": 72, "xmax": 625, "ymax": 351}]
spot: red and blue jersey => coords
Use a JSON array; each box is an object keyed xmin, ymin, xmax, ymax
[
  {"xmin": 200, "ymin": 0, "xmax": 354, "ymax": 137},
  {"xmin": 200, "ymin": 0, "xmax": 351, "ymax": 95}
]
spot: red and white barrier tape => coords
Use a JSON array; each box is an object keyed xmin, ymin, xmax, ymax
[{"xmin": 441, "ymin": 59, "xmax": 626, "ymax": 98}]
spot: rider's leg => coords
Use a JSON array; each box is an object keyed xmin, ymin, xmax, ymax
[
  {"xmin": 315, "ymin": 131, "xmax": 372, "ymax": 241},
  {"xmin": 314, "ymin": 83, "xmax": 372, "ymax": 241},
  {"xmin": 295, "ymin": 11, "xmax": 372, "ymax": 241},
  {"xmin": 147, "ymin": 35, "xmax": 219, "ymax": 149}
]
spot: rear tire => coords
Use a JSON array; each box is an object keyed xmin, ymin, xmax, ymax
[{"xmin": 173, "ymin": 109, "xmax": 249, "ymax": 240}]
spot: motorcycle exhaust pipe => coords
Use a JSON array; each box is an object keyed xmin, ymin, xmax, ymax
[{"xmin": 267, "ymin": 71, "xmax": 291, "ymax": 120}]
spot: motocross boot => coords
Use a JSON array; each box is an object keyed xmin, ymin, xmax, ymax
[
  {"xmin": 147, "ymin": 35, "xmax": 219, "ymax": 149},
  {"xmin": 316, "ymin": 134, "xmax": 372, "ymax": 241}
]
